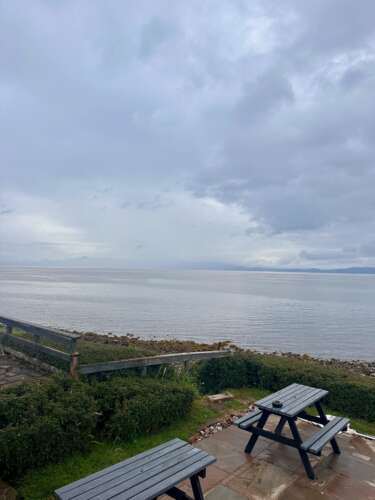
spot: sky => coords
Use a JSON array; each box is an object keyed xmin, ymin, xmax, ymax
[{"xmin": 1, "ymin": 0, "xmax": 375, "ymax": 269}]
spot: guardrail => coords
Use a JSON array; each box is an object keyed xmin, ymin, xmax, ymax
[
  {"xmin": 78, "ymin": 350, "xmax": 231, "ymax": 375},
  {"xmin": 0, "ymin": 316, "xmax": 80, "ymax": 377}
]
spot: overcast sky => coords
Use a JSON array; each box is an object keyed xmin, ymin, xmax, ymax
[{"xmin": 1, "ymin": 1, "xmax": 375, "ymax": 269}]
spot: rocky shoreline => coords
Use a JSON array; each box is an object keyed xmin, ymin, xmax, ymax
[
  {"xmin": 269, "ymin": 350, "xmax": 375, "ymax": 377},
  {"xmin": 71, "ymin": 329, "xmax": 375, "ymax": 377}
]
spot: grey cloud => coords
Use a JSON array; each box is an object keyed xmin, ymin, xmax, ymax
[
  {"xmin": 235, "ymin": 70, "xmax": 294, "ymax": 123},
  {"xmin": 0, "ymin": 206, "xmax": 13, "ymax": 215},
  {"xmin": 139, "ymin": 17, "xmax": 176, "ymax": 59},
  {"xmin": 1, "ymin": 1, "xmax": 375, "ymax": 267},
  {"xmin": 360, "ymin": 241, "xmax": 375, "ymax": 257}
]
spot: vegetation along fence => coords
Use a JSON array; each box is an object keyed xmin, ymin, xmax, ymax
[
  {"xmin": 0, "ymin": 315, "xmax": 232, "ymax": 377},
  {"xmin": 78, "ymin": 350, "xmax": 231, "ymax": 376}
]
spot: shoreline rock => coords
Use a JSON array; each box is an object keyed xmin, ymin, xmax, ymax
[{"xmin": 69, "ymin": 329, "xmax": 375, "ymax": 377}]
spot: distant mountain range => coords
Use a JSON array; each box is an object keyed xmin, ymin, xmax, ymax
[
  {"xmin": 1, "ymin": 260, "xmax": 375, "ymax": 274},
  {"xmin": 189, "ymin": 263, "xmax": 375, "ymax": 274}
]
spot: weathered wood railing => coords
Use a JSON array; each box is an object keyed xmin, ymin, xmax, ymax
[
  {"xmin": 78, "ymin": 350, "xmax": 231, "ymax": 376},
  {"xmin": 0, "ymin": 315, "xmax": 232, "ymax": 378},
  {"xmin": 0, "ymin": 316, "xmax": 81, "ymax": 377}
]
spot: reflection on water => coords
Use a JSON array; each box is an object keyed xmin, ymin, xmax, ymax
[{"xmin": 1, "ymin": 267, "xmax": 375, "ymax": 360}]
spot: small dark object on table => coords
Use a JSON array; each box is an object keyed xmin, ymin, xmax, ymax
[{"xmin": 272, "ymin": 400, "xmax": 283, "ymax": 408}]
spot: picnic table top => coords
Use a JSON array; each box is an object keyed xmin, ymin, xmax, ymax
[
  {"xmin": 55, "ymin": 438, "xmax": 215, "ymax": 500},
  {"xmin": 255, "ymin": 383, "xmax": 328, "ymax": 418}
]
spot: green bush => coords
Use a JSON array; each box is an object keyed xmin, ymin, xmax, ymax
[
  {"xmin": 197, "ymin": 353, "xmax": 375, "ymax": 421},
  {"xmin": 93, "ymin": 376, "xmax": 195, "ymax": 441},
  {"xmin": 0, "ymin": 377, "xmax": 97, "ymax": 479},
  {"xmin": 0, "ymin": 375, "xmax": 196, "ymax": 480}
]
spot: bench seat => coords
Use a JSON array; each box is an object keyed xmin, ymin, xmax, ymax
[
  {"xmin": 55, "ymin": 438, "xmax": 215, "ymax": 500},
  {"xmin": 302, "ymin": 417, "xmax": 349, "ymax": 455},
  {"xmin": 235, "ymin": 409, "xmax": 262, "ymax": 430}
]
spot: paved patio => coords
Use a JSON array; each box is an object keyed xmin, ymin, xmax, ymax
[{"xmin": 167, "ymin": 416, "xmax": 375, "ymax": 499}]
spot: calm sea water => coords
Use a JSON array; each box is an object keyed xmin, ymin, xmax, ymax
[{"xmin": 1, "ymin": 267, "xmax": 375, "ymax": 360}]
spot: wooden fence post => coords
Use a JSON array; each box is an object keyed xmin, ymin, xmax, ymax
[{"xmin": 70, "ymin": 352, "xmax": 80, "ymax": 379}]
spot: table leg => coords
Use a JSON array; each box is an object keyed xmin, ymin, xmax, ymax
[
  {"xmin": 190, "ymin": 474, "xmax": 204, "ymax": 500},
  {"xmin": 244, "ymin": 410, "xmax": 270, "ymax": 454},
  {"xmin": 275, "ymin": 416, "xmax": 287, "ymax": 436},
  {"xmin": 315, "ymin": 402, "xmax": 341, "ymax": 455},
  {"xmin": 288, "ymin": 418, "xmax": 315, "ymax": 480}
]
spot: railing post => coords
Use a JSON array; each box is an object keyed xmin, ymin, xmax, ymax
[{"xmin": 70, "ymin": 352, "xmax": 80, "ymax": 379}]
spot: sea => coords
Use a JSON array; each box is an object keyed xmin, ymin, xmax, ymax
[{"xmin": 1, "ymin": 267, "xmax": 375, "ymax": 361}]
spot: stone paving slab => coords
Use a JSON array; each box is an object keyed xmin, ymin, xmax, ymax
[
  {"xmin": 176, "ymin": 421, "xmax": 375, "ymax": 499},
  {"xmin": 0, "ymin": 353, "xmax": 42, "ymax": 389}
]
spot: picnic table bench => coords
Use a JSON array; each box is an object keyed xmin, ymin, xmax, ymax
[
  {"xmin": 235, "ymin": 383, "xmax": 349, "ymax": 480},
  {"xmin": 55, "ymin": 438, "xmax": 215, "ymax": 500}
]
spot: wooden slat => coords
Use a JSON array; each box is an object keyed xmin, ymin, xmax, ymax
[
  {"xmin": 255, "ymin": 383, "xmax": 299, "ymax": 406},
  {"xmin": 79, "ymin": 350, "xmax": 231, "ymax": 375},
  {"xmin": 56, "ymin": 439, "xmax": 184, "ymax": 497},
  {"xmin": 68, "ymin": 444, "xmax": 194, "ymax": 500},
  {"xmin": 130, "ymin": 455, "xmax": 215, "ymax": 500},
  {"xmin": 265, "ymin": 385, "xmax": 315, "ymax": 412},
  {"xmin": 100, "ymin": 452, "xmax": 213, "ymax": 500},
  {"xmin": 55, "ymin": 439, "xmax": 215, "ymax": 500},
  {"xmin": 274, "ymin": 386, "xmax": 321, "ymax": 414},
  {"xmin": 3, "ymin": 334, "xmax": 71, "ymax": 361},
  {"xmin": 73, "ymin": 447, "xmax": 202, "ymax": 500},
  {"xmin": 257, "ymin": 384, "xmax": 328, "ymax": 418},
  {"xmin": 0, "ymin": 315, "xmax": 79, "ymax": 347},
  {"xmin": 302, "ymin": 417, "xmax": 349, "ymax": 454},
  {"xmin": 282, "ymin": 388, "xmax": 328, "ymax": 417},
  {"xmin": 235, "ymin": 410, "xmax": 262, "ymax": 429}
]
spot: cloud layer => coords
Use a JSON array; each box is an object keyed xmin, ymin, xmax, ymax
[{"xmin": 1, "ymin": 0, "xmax": 375, "ymax": 268}]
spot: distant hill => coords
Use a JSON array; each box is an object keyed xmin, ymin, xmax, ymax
[{"xmin": 188, "ymin": 263, "xmax": 375, "ymax": 274}]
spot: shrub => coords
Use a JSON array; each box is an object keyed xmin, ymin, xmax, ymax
[
  {"xmin": 197, "ymin": 353, "xmax": 375, "ymax": 421},
  {"xmin": 0, "ymin": 375, "xmax": 196, "ymax": 480},
  {"xmin": 93, "ymin": 376, "xmax": 195, "ymax": 441},
  {"xmin": 0, "ymin": 377, "xmax": 97, "ymax": 479}
]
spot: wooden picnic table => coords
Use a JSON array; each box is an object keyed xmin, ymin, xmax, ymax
[
  {"xmin": 235, "ymin": 383, "xmax": 349, "ymax": 479},
  {"xmin": 55, "ymin": 438, "xmax": 215, "ymax": 500}
]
